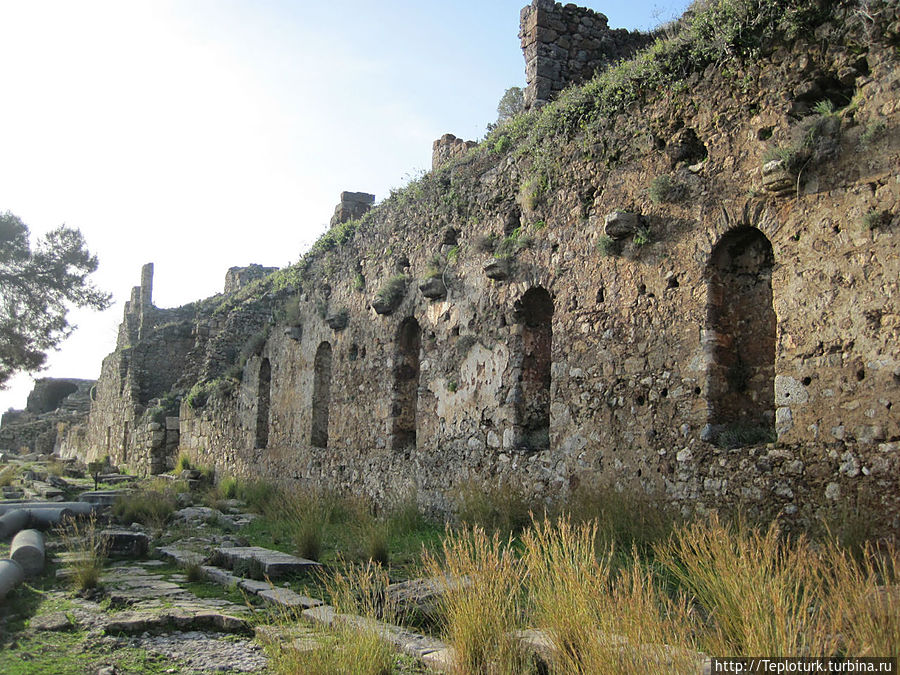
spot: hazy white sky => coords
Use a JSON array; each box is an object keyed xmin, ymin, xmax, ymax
[{"xmin": 0, "ymin": 0, "xmax": 690, "ymax": 414}]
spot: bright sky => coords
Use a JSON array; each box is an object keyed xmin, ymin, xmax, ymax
[{"xmin": 0, "ymin": 0, "xmax": 690, "ymax": 415}]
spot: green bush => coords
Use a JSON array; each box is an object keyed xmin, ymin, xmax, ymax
[
  {"xmin": 493, "ymin": 134, "xmax": 512, "ymax": 154},
  {"xmin": 113, "ymin": 487, "xmax": 178, "ymax": 530},
  {"xmin": 174, "ymin": 453, "xmax": 193, "ymax": 473},
  {"xmin": 649, "ymin": 174, "xmax": 687, "ymax": 203},
  {"xmin": 597, "ymin": 235, "xmax": 617, "ymax": 256},
  {"xmin": 859, "ymin": 119, "xmax": 886, "ymax": 148},
  {"xmin": 186, "ymin": 381, "xmax": 212, "ymax": 410},
  {"xmin": 863, "ymin": 209, "xmax": 890, "ymax": 230},
  {"xmin": 519, "ymin": 174, "xmax": 547, "ymax": 212},
  {"xmin": 374, "ymin": 274, "xmax": 407, "ymax": 309}
]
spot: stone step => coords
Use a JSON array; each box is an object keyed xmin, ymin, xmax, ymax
[
  {"xmin": 79, "ymin": 490, "xmax": 127, "ymax": 506},
  {"xmin": 300, "ymin": 605, "xmax": 451, "ymax": 670},
  {"xmin": 257, "ymin": 587, "xmax": 323, "ymax": 610},
  {"xmin": 197, "ymin": 563, "xmax": 324, "ymax": 610},
  {"xmin": 212, "ymin": 546, "xmax": 320, "ymax": 579},
  {"xmin": 157, "ymin": 545, "xmax": 205, "ymax": 567},
  {"xmin": 100, "ymin": 608, "xmax": 250, "ymax": 635},
  {"xmin": 32, "ymin": 482, "xmax": 63, "ymax": 499}
]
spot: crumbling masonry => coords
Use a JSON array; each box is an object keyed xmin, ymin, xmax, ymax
[{"xmin": 41, "ymin": 0, "xmax": 900, "ymax": 533}]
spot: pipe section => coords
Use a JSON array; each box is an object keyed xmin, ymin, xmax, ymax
[
  {"xmin": 0, "ymin": 559, "xmax": 24, "ymax": 599},
  {"xmin": 10, "ymin": 529, "xmax": 45, "ymax": 577}
]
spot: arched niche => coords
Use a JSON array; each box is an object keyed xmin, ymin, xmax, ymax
[
  {"xmin": 311, "ymin": 342, "xmax": 332, "ymax": 448},
  {"xmin": 514, "ymin": 287, "xmax": 553, "ymax": 451},
  {"xmin": 391, "ymin": 317, "xmax": 421, "ymax": 452},
  {"xmin": 706, "ymin": 226, "xmax": 776, "ymax": 440},
  {"xmin": 256, "ymin": 358, "xmax": 271, "ymax": 449}
]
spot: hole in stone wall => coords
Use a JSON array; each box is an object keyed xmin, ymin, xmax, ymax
[
  {"xmin": 514, "ymin": 287, "xmax": 553, "ymax": 452},
  {"xmin": 637, "ymin": 283, "xmax": 646, "ymax": 295},
  {"xmin": 801, "ymin": 376, "xmax": 811, "ymax": 386},
  {"xmin": 256, "ymin": 358, "xmax": 271, "ymax": 449},
  {"xmin": 360, "ymin": 346, "xmax": 367, "ymax": 359},
  {"xmin": 635, "ymin": 395, "xmax": 645, "ymax": 406},
  {"xmin": 596, "ymin": 287, "xmax": 605, "ymax": 303},
  {"xmin": 311, "ymin": 342, "xmax": 332, "ymax": 448},
  {"xmin": 706, "ymin": 227, "xmax": 776, "ymax": 438},
  {"xmin": 757, "ymin": 126, "xmax": 773, "ymax": 140},
  {"xmin": 694, "ymin": 386, "xmax": 702, "ymax": 396},
  {"xmin": 503, "ymin": 207, "xmax": 522, "ymax": 236},
  {"xmin": 667, "ymin": 276, "xmax": 679, "ymax": 289},
  {"xmin": 636, "ymin": 469, "xmax": 642, "ymax": 477},
  {"xmin": 392, "ymin": 318, "xmax": 421, "ymax": 452},
  {"xmin": 442, "ymin": 227, "xmax": 459, "ymax": 246},
  {"xmin": 661, "ymin": 388, "xmax": 668, "ymax": 398},
  {"xmin": 856, "ymin": 368, "xmax": 866, "ymax": 381},
  {"xmin": 451, "ymin": 326, "xmax": 460, "ymax": 337}
]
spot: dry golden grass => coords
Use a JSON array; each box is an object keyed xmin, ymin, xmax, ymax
[
  {"xmin": 522, "ymin": 516, "xmax": 700, "ymax": 674},
  {"xmin": 656, "ymin": 514, "xmax": 832, "ymax": 655},
  {"xmin": 424, "ymin": 525, "xmax": 533, "ymax": 674},
  {"xmin": 822, "ymin": 541, "xmax": 900, "ymax": 658},
  {"xmin": 266, "ymin": 560, "xmax": 397, "ymax": 675}
]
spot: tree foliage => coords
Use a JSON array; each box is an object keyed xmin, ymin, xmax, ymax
[
  {"xmin": 0, "ymin": 211, "xmax": 111, "ymax": 386},
  {"xmin": 496, "ymin": 86, "xmax": 524, "ymax": 123}
]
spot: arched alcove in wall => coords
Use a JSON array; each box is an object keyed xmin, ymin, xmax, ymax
[
  {"xmin": 311, "ymin": 342, "xmax": 332, "ymax": 448},
  {"xmin": 706, "ymin": 226, "xmax": 776, "ymax": 438},
  {"xmin": 256, "ymin": 358, "xmax": 271, "ymax": 449},
  {"xmin": 391, "ymin": 317, "xmax": 421, "ymax": 452},
  {"xmin": 514, "ymin": 287, "xmax": 553, "ymax": 451}
]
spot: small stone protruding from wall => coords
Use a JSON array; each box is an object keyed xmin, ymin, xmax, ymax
[
  {"xmin": 330, "ymin": 192, "xmax": 375, "ymax": 228},
  {"xmin": 224, "ymin": 264, "xmax": 279, "ymax": 294},
  {"xmin": 432, "ymin": 134, "xmax": 477, "ymax": 171}
]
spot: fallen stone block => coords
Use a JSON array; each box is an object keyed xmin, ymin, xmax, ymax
[
  {"xmin": 201, "ymin": 565, "xmax": 242, "ymax": 588},
  {"xmin": 102, "ymin": 610, "xmax": 163, "ymax": 633},
  {"xmin": 29, "ymin": 611, "xmax": 74, "ymax": 632},
  {"xmin": 157, "ymin": 546, "xmax": 204, "ymax": 567},
  {"xmin": 421, "ymin": 647, "xmax": 456, "ymax": 672},
  {"xmin": 237, "ymin": 578, "xmax": 271, "ymax": 594},
  {"xmin": 79, "ymin": 490, "xmax": 127, "ymax": 506},
  {"xmin": 257, "ymin": 587, "xmax": 323, "ymax": 610},
  {"xmin": 213, "ymin": 546, "xmax": 320, "ymax": 579},
  {"xmin": 301, "ymin": 605, "xmax": 336, "ymax": 627},
  {"xmin": 31, "ymin": 481, "xmax": 64, "ymax": 499},
  {"xmin": 101, "ymin": 529, "xmax": 149, "ymax": 558}
]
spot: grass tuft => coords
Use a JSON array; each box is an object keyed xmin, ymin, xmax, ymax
[
  {"xmin": 57, "ymin": 513, "xmax": 108, "ymax": 592},
  {"xmin": 424, "ymin": 526, "xmax": 532, "ymax": 674}
]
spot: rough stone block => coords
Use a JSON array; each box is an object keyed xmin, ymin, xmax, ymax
[
  {"xmin": 604, "ymin": 211, "xmax": 643, "ymax": 240},
  {"xmin": 213, "ymin": 546, "xmax": 320, "ymax": 579},
  {"xmin": 101, "ymin": 529, "xmax": 150, "ymax": 558}
]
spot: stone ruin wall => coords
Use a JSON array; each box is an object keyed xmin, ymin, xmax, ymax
[
  {"xmin": 59, "ymin": 262, "xmax": 286, "ymax": 474},
  {"xmin": 224, "ymin": 264, "xmax": 278, "ymax": 295},
  {"xmin": 519, "ymin": 0, "xmax": 654, "ymax": 109},
  {"xmin": 0, "ymin": 378, "xmax": 95, "ymax": 455},
  {"xmin": 64, "ymin": 1, "xmax": 900, "ymax": 533},
  {"xmin": 433, "ymin": 134, "xmax": 478, "ymax": 171}
]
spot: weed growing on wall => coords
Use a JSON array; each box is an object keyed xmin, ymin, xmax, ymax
[{"xmin": 649, "ymin": 174, "xmax": 687, "ymax": 203}]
